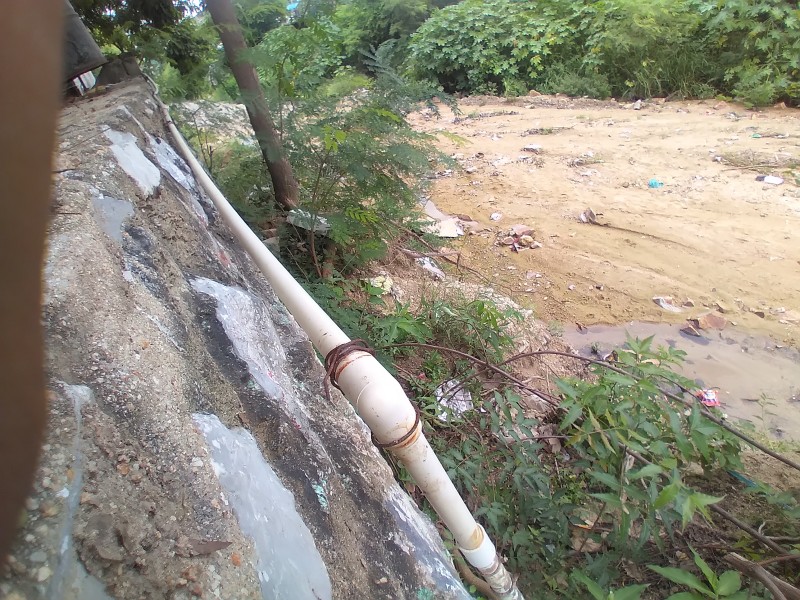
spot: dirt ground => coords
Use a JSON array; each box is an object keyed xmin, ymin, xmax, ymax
[{"xmin": 409, "ymin": 95, "xmax": 800, "ymax": 348}]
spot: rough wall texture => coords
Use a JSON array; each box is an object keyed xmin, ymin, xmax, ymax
[{"xmin": 0, "ymin": 81, "xmax": 469, "ymax": 600}]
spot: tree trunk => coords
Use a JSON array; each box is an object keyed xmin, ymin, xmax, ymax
[{"xmin": 206, "ymin": 0, "xmax": 299, "ymax": 210}]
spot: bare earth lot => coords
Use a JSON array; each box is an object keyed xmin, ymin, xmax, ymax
[
  {"xmin": 411, "ymin": 95, "xmax": 800, "ymax": 345},
  {"xmin": 410, "ymin": 95, "xmax": 800, "ymax": 438}
]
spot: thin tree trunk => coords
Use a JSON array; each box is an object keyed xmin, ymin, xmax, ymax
[{"xmin": 206, "ymin": 0, "xmax": 299, "ymax": 210}]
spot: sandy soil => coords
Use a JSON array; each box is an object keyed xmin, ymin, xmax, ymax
[{"xmin": 409, "ymin": 95, "xmax": 800, "ymax": 347}]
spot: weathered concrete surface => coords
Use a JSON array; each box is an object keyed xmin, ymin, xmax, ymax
[{"xmin": 0, "ymin": 81, "xmax": 469, "ymax": 600}]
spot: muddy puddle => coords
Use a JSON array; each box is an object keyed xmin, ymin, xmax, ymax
[{"xmin": 564, "ymin": 322, "xmax": 800, "ymax": 440}]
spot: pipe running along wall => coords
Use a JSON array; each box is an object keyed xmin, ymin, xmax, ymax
[{"xmin": 149, "ymin": 83, "xmax": 524, "ymax": 600}]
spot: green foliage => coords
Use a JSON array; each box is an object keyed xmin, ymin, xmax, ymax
[
  {"xmin": 320, "ymin": 68, "xmax": 373, "ymax": 97},
  {"xmin": 408, "ymin": 0, "xmax": 582, "ymax": 95},
  {"xmin": 582, "ymin": 0, "xmax": 718, "ymax": 99},
  {"xmin": 163, "ymin": 17, "xmax": 217, "ymax": 99},
  {"xmin": 407, "ymin": 0, "xmax": 799, "ymax": 103},
  {"xmin": 649, "ymin": 548, "xmax": 761, "ymax": 599},
  {"xmin": 572, "ymin": 571, "xmax": 648, "ymax": 600},
  {"xmin": 540, "ymin": 60, "xmax": 612, "ymax": 99},
  {"xmin": 331, "ymin": 0, "xmax": 457, "ymax": 68},
  {"xmin": 294, "ymin": 266, "xmax": 751, "ymax": 598},
  {"xmin": 422, "ymin": 297, "xmax": 521, "ymax": 363},
  {"xmin": 234, "ymin": 0, "xmax": 287, "ymax": 46},
  {"xmin": 251, "ymin": 17, "xmax": 344, "ymax": 98},
  {"xmin": 211, "ymin": 143, "xmax": 277, "ymax": 225},
  {"xmin": 73, "ymin": 0, "xmax": 187, "ymax": 41},
  {"xmin": 418, "ymin": 336, "xmax": 742, "ymax": 595},
  {"xmin": 557, "ymin": 336, "xmax": 741, "ymax": 550},
  {"xmin": 702, "ymin": 0, "xmax": 800, "ymax": 105}
]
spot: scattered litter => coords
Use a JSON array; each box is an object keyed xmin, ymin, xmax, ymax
[
  {"xmin": 415, "ymin": 257, "xmax": 445, "ymax": 280},
  {"xmin": 653, "ymin": 296, "xmax": 683, "ymax": 313},
  {"xmin": 422, "ymin": 199, "xmax": 465, "ymax": 238},
  {"xmin": 567, "ymin": 284, "xmax": 576, "ymax": 291},
  {"xmin": 648, "ymin": 179, "xmax": 664, "ymax": 189},
  {"xmin": 579, "ymin": 208, "xmax": 598, "ymax": 224},
  {"xmin": 424, "ymin": 218, "xmax": 463, "ymax": 238},
  {"xmin": 755, "ymin": 175, "xmax": 784, "ymax": 185},
  {"xmin": 522, "ymin": 144, "xmax": 543, "ymax": 153},
  {"xmin": 365, "ymin": 274, "xmax": 393, "ymax": 295},
  {"xmin": 535, "ymin": 423, "xmax": 562, "ymax": 453},
  {"xmin": 434, "ymin": 380, "xmax": 473, "ymax": 422},
  {"xmin": 688, "ymin": 312, "xmax": 728, "ymax": 331},
  {"xmin": 287, "ymin": 209, "xmax": 330, "ymax": 234},
  {"xmin": 497, "ymin": 223, "xmax": 541, "ymax": 251},
  {"xmin": 693, "ymin": 388, "xmax": 721, "ymax": 408},
  {"xmin": 490, "ymin": 212, "xmax": 502, "ymax": 221},
  {"xmin": 751, "ymin": 133, "xmax": 762, "ymax": 139},
  {"xmin": 633, "ymin": 99, "xmax": 642, "ymax": 110}
]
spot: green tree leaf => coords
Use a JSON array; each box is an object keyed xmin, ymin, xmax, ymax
[
  {"xmin": 648, "ymin": 565, "xmax": 713, "ymax": 596},
  {"xmin": 716, "ymin": 571, "xmax": 741, "ymax": 596}
]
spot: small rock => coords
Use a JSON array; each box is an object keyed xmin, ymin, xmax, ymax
[
  {"xmin": 530, "ymin": 241, "xmax": 543, "ymax": 249},
  {"xmin": 40, "ymin": 501, "xmax": 59, "ymax": 518},
  {"xmin": 689, "ymin": 312, "xmax": 728, "ymax": 331},
  {"xmin": 567, "ymin": 284, "xmax": 576, "ymax": 291},
  {"xmin": 500, "ymin": 236, "xmax": 516, "ymax": 246},
  {"xmin": 522, "ymin": 144, "xmax": 543, "ymax": 153},
  {"xmin": 116, "ymin": 463, "xmax": 130, "ymax": 476},
  {"xmin": 231, "ymin": 552, "xmax": 242, "ymax": 567},
  {"xmin": 36, "ymin": 566, "xmax": 52, "ymax": 582},
  {"xmin": 29, "ymin": 550, "xmax": 47, "ymax": 563},
  {"xmin": 519, "ymin": 235, "xmax": 534, "ymax": 247},
  {"xmin": 189, "ymin": 583, "xmax": 203, "ymax": 597},
  {"xmin": 527, "ymin": 90, "xmax": 542, "ymax": 97},
  {"xmin": 7, "ymin": 557, "xmax": 27, "ymax": 576},
  {"xmin": 715, "ymin": 301, "xmax": 732, "ymax": 314},
  {"xmin": 681, "ymin": 325, "xmax": 702, "ymax": 337},
  {"xmin": 752, "ymin": 309, "xmax": 766, "ymax": 318},
  {"xmin": 682, "ymin": 298, "xmax": 695, "ymax": 308},
  {"xmin": 579, "ymin": 208, "xmax": 597, "ymax": 224},
  {"xmin": 376, "ymin": 577, "xmax": 389, "ymax": 585}
]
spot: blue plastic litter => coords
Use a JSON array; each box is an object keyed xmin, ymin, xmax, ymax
[{"xmin": 648, "ymin": 179, "xmax": 664, "ymax": 189}]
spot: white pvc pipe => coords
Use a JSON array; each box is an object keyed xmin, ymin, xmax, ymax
[{"xmin": 151, "ymin": 85, "xmax": 523, "ymax": 600}]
